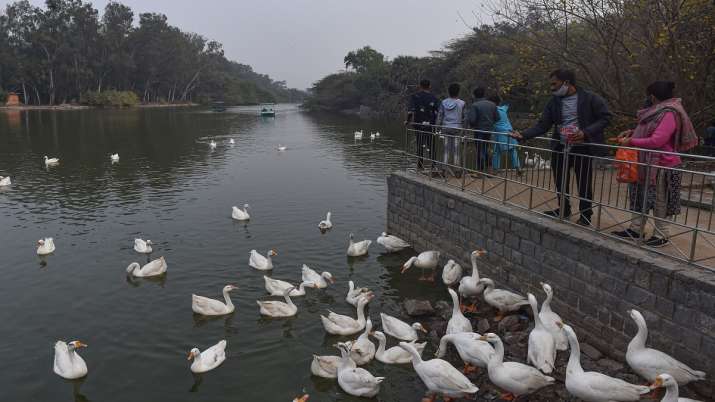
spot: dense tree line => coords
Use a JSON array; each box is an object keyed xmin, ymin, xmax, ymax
[
  {"xmin": 305, "ymin": 0, "xmax": 714, "ymax": 130},
  {"xmin": 0, "ymin": 0, "xmax": 305, "ymax": 106}
]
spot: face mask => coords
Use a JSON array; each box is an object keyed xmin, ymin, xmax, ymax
[{"xmin": 552, "ymin": 83, "xmax": 569, "ymax": 97}]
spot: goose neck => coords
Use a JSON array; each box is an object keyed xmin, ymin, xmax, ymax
[
  {"xmin": 488, "ymin": 338, "xmax": 505, "ymax": 368},
  {"xmin": 471, "ymin": 254, "xmax": 479, "ymax": 279},
  {"xmin": 629, "ymin": 315, "xmax": 648, "ymax": 350},
  {"xmin": 223, "ymin": 289, "xmax": 234, "ymax": 309},
  {"xmin": 566, "ymin": 331, "xmax": 584, "ymax": 374}
]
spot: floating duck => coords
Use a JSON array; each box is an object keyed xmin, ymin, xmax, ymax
[
  {"xmin": 373, "ymin": 331, "xmax": 425, "ymax": 365},
  {"xmin": 321, "ymin": 294, "xmax": 373, "ymax": 335},
  {"xmin": 231, "ymin": 204, "xmax": 250, "ymax": 220},
  {"xmin": 350, "ymin": 318, "xmax": 376, "ymax": 365},
  {"xmin": 318, "ymin": 212, "xmax": 332, "ymax": 231},
  {"xmin": 134, "ymin": 238, "xmax": 153, "ymax": 254},
  {"xmin": 380, "ymin": 312, "xmax": 426, "ymax": 341},
  {"xmin": 347, "ymin": 233, "xmax": 371, "ymax": 257},
  {"xmin": 192, "ymin": 284, "xmax": 238, "ymax": 316},
  {"xmin": 249, "ymin": 249, "xmax": 277, "ymax": 270},
  {"xmin": 188, "ymin": 340, "xmax": 227, "ymax": 373},
  {"xmin": 264, "ymin": 276, "xmax": 315, "ymax": 297},
  {"xmin": 53, "ymin": 340, "xmax": 88, "ymax": 379},
  {"xmin": 37, "ymin": 237, "xmax": 55, "ymax": 255},
  {"xmin": 376, "ymin": 232, "xmax": 410, "ymax": 252},
  {"xmin": 257, "ymin": 286, "xmax": 298, "ymax": 317},
  {"xmin": 110, "ymin": 153, "xmax": 119, "ymax": 162},
  {"xmin": 229, "ymin": 138, "xmax": 235, "ymax": 145},
  {"xmin": 346, "ymin": 280, "xmax": 370, "ymax": 306},
  {"xmin": 336, "ymin": 342, "xmax": 383, "ymax": 398},
  {"xmin": 301, "ymin": 264, "xmax": 334, "ymax": 288},
  {"xmin": 277, "ymin": 144, "xmax": 287, "ymax": 151},
  {"xmin": 126, "ymin": 256, "xmax": 167, "ymax": 277},
  {"xmin": 0, "ymin": 176, "xmax": 10, "ymax": 186},
  {"xmin": 44, "ymin": 155, "xmax": 60, "ymax": 166},
  {"xmin": 209, "ymin": 140, "xmax": 217, "ymax": 149}
]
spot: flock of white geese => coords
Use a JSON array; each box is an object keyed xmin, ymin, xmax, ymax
[{"xmin": 33, "ymin": 156, "xmax": 706, "ymax": 402}]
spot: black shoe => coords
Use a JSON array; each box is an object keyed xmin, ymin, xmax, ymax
[
  {"xmin": 645, "ymin": 236, "xmax": 669, "ymax": 248},
  {"xmin": 612, "ymin": 229, "xmax": 641, "ymax": 239},
  {"xmin": 577, "ymin": 216, "xmax": 591, "ymax": 226},
  {"xmin": 543, "ymin": 208, "xmax": 570, "ymax": 218}
]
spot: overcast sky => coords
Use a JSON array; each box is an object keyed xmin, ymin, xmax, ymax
[{"xmin": 5, "ymin": 0, "xmax": 487, "ymax": 89}]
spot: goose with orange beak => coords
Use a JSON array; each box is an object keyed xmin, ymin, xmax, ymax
[
  {"xmin": 53, "ymin": 340, "xmax": 88, "ymax": 379},
  {"xmin": 649, "ymin": 374, "xmax": 702, "ymax": 402},
  {"xmin": 401, "ymin": 250, "xmax": 440, "ymax": 282}
]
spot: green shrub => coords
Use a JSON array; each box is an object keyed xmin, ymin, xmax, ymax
[{"xmin": 80, "ymin": 90, "xmax": 139, "ymax": 107}]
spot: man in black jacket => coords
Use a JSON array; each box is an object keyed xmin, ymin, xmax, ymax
[
  {"xmin": 406, "ymin": 79, "xmax": 440, "ymax": 170},
  {"xmin": 512, "ymin": 69, "xmax": 612, "ymax": 226}
]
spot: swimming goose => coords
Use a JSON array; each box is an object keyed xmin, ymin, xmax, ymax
[
  {"xmin": 538, "ymin": 282, "xmax": 568, "ymax": 351},
  {"xmin": 134, "ymin": 238, "xmax": 153, "ymax": 254},
  {"xmin": 249, "ymin": 249, "xmax": 277, "ymax": 270},
  {"xmin": 447, "ymin": 288, "xmax": 473, "ymax": 334},
  {"xmin": 0, "ymin": 176, "xmax": 11, "ymax": 186},
  {"xmin": 346, "ymin": 233, "xmax": 371, "ymax": 257},
  {"xmin": 376, "ymin": 232, "xmax": 410, "ymax": 252},
  {"xmin": 401, "ymin": 251, "xmax": 440, "ymax": 281},
  {"xmin": 321, "ymin": 294, "xmax": 373, "ymax": 335},
  {"xmin": 264, "ymin": 276, "xmax": 315, "ymax": 296},
  {"xmin": 209, "ymin": 140, "xmax": 217, "ymax": 149},
  {"xmin": 458, "ymin": 250, "xmax": 486, "ymax": 312},
  {"xmin": 400, "ymin": 341, "xmax": 479, "ymax": 400},
  {"xmin": 375, "ymin": 131, "xmax": 380, "ymax": 137},
  {"xmin": 626, "ymin": 309, "xmax": 706, "ymax": 385},
  {"xmin": 301, "ymin": 264, "xmax": 334, "ymax": 288},
  {"xmin": 126, "ymin": 256, "xmax": 167, "ymax": 277},
  {"xmin": 188, "ymin": 340, "xmax": 227, "ymax": 373},
  {"xmin": 350, "ymin": 318, "xmax": 376, "ymax": 365},
  {"xmin": 336, "ymin": 342, "xmax": 383, "ymax": 398},
  {"xmin": 346, "ymin": 280, "xmax": 370, "ymax": 306},
  {"xmin": 560, "ymin": 322, "xmax": 650, "ymax": 402},
  {"xmin": 277, "ymin": 144, "xmax": 287, "ymax": 151},
  {"xmin": 318, "ymin": 212, "xmax": 332, "ymax": 230},
  {"xmin": 527, "ymin": 293, "xmax": 556, "ymax": 374},
  {"xmin": 37, "ymin": 238, "xmax": 55, "ymax": 255},
  {"xmin": 480, "ymin": 333, "xmax": 555, "ymax": 400},
  {"xmin": 110, "ymin": 153, "xmax": 119, "ymax": 162},
  {"xmin": 380, "ymin": 312, "xmax": 426, "ymax": 341},
  {"xmin": 370, "ymin": 132, "xmax": 376, "ymax": 140},
  {"xmin": 229, "ymin": 138, "xmax": 235, "ymax": 145},
  {"xmin": 53, "ymin": 341, "xmax": 88, "ymax": 379},
  {"xmin": 649, "ymin": 373, "xmax": 703, "ymax": 402},
  {"xmin": 257, "ymin": 286, "xmax": 298, "ymax": 317},
  {"xmin": 231, "ymin": 204, "xmax": 250, "ymax": 220},
  {"xmin": 442, "ymin": 259, "xmax": 463, "ymax": 287},
  {"xmin": 436, "ymin": 332, "xmax": 495, "ymax": 374},
  {"xmin": 479, "ymin": 278, "xmax": 529, "ymax": 321},
  {"xmin": 311, "ymin": 343, "xmax": 357, "ymax": 379},
  {"xmin": 192, "ymin": 284, "xmax": 237, "ymax": 316},
  {"xmin": 354, "ymin": 130, "xmax": 363, "ymax": 139},
  {"xmin": 372, "ymin": 331, "xmax": 425, "ymax": 364},
  {"xmin": 44, "ymin": 155, "xmax": 60, "ymax": 166}
]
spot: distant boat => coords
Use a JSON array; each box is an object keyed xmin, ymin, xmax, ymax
[
  {"xmin": 259, "ymin": 103, "xmax": 276, "ymax": 117},
  {"xmin": 211, "ymin": 101, "xmax": 226, "ymax": 112}
]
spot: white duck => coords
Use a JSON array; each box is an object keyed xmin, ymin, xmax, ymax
[
  {"xmin": 301, "ymin": 264, "xmax": 334, "ymax": 288},
  {"xmin": 436, "ymin": 332, "xmax": 495, "ymax": 373},
  {"xmin": 524, "ymin": 151, "xmax": 535, "ymax": 167},
  {"xmin": 538, "ymin": 282, "xmax": 568, "ymax": 351},
  {"xmin": 311, "ymin": 343, "xmax": 356, "ymax": 379},
  {"xmin": 110, "ymin": 153, "xmax": 119, "ymax": 162},
  {"xmin": 376, "ymin": 232, "xmax": 410, "ymax": 252},
  {"xmin": 188, "ymin": 340, "xmax": 227, "ymax": 374},
  {"xmin": 400, "ymin": 341, "xmax": 479, "ymax": 400},
  {"xmin": 321, "ymin": 294, "xmax": 373, "ymax": 335},
  {"xmin": 231, "ymin": 204, "xmax": 250, "ymax": 220},
  {"xmin": 480, "ymin": 333, "xmax": 555, "ymax": 400},
  {"xmin": 370, "ymin": 132, "xmax": 376, "ymax": 140},
  {"xmin": 126, "ymin": 256, "xmax": 167, "ymax": 277},
  {"xmin": 336, "ymin": 342, "xmax": 383, "ymax": 398},
  {"xmin": 447, "ymin": 288, "xmax": 473, "ymax": 334},
  {"xmin": 209, "ymin": 140, "xmax": 217, "ymax": 149},
  {"xmin": 346, "ymin": 233, "xmax": 371, "ymax": 257},
  {"xmin": 560, "ymin": 322, "xmax": 650, "ymax": 402},
  {"xmin": 458, "ymin": 250, "xmax": 486, "ymax": 312},
  {"xmin": 37, "ymin": 237, "xmax": 55, "ymax": 255},
  {"xmin": 626, "ymin": 309, "xmax": 706, "ymax": 385},
  {"xmin": 192, "ymin": 284, "xmax": 238, "ymax": 316},
  {"xmin": 0, "ymin": 176, "xmax": 11, "ymax": 186},
  {"xmin": 346, "ymin": 280, "xmax": 370, "ymax": 306},
  {"xmin": 277, "ymin": 144, "xmax": 287, "ymax": 151},
  {"xmin": 650, "ymin": 373, "xmax": 703, "ymax": 402},
  {"xmin": 442, "ymin": 259, "xmax": 463, "ymax": 287},
  {"xmin": 133, "ymin": 238, "xmax": 153, "ymax": 254},
  {"xmin": 249, "ymin": 249, "xmax": 277, "ymax": 270},
  {"xmin": 229, "ymin": 138, "xmax": 235, "ymax": 145},
  {"xmin": 53, "ymin": 340, "xmax": 88, "ymax": 379},
  {"xmin": 318, "ymin": 212, "xmax": 332, "ymax": 230},
  {"xmin": 350, "ymin": 318, "xmax": 376, "ymax": 365},
  {"xmin": 44, "ymin": 155, "xmax": 60, "ymax": 166},
  {"xmin": 257, "ymin": 286, "xmax": 298, "ymax": 317},
  {"xmin": 354, "ymin": 130, "xmax": 364, "ymax": 139},
  {"xmin": 375, "ymin": 131, "xmax": 380, "ymax": 137},
  {"xmin": 527, "ymin": 293, "xmax": 556, "ymax": 374},
  {"xmin": 264, "ymin": 276, "xmax": 314, "ymax": 297},
  {"xmin": 380, "ymin": 312, "xmax": 426, "ymax": 341},
  {"xmin": 373, "ymin": 331, "xmax": 425, "ymax": 365},
  {"xmin": 401, "ymin": 250, "xmax": 440, "ymax": 281},
  {"xmin": 479, "ymin": 278, "xmax": 529, "ymax": 321}
]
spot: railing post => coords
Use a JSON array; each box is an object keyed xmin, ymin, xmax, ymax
[
  {"xmin": 559, "ymin": 145, "xmax": 570, "ymax": 220},
  {"xmin": 637, "ymin": 157, "xmax": 652, "ymax": 245},
  {"xmin": 460, "ymin": 133, "xmax": 467, "ymax": 191}
]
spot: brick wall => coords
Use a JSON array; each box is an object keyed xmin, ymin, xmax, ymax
[{"xmin": 387, "ymin": 172, "xmax": 714, "ymax": 398}]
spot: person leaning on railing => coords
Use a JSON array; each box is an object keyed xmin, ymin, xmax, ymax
[
  {"xmin": 511, "ymin": 69, "xmax": 612, "ymax": 226},
  {"xmin": 406, "ymin": 79, "xmax": 440, "ymax": 170},
  {"xmin": 612, "ymin": 81, "xmax": 699, "ymax": 248}
]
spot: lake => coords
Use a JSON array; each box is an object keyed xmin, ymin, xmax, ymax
[{"xmin": 0, "ymin": 105, "xmax": 449, "ymax": 402}]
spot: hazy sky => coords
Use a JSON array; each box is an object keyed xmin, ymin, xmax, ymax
[{"xmin": 5, "ymin": 0, "xmax": 487, "ymax": 89}]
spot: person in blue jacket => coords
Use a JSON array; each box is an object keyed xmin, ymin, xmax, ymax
[{"xmin": 489, "ymin": 95, "xmax": 521, "ymax": 173}]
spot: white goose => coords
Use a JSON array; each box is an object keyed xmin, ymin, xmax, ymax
[
  {"xmin": 318, "ymin": 212, "xmax": 332, "ymax": 230},
  {"xmin": 373, "ymin": 331, "xmax": 425, "ymax": 365},
  {"xmin": 231, "ymin": 204, "xmax": 250, "ymax": 220},
  {"xmin": 346, "ymin": 280, "xmax": 370, "ymax": 306},
  {"xmin": 110, "ymin": 153, "xmax": 119, "ymax": 162},
  {"xmin": 0, "ymin": 176, "xmax": 11, "ymax": 186},
  {"xmin": 480, "ymin": 333, "xmax": 555, "ymax": 400},
  {"xmin": 311, "ymin": 343, "xmax": 356, "ymax": 379},
  {"xmin": 249, "ymin": 249, "xmax": 277, "ymax": 270},
  {"xmin": 538, "ymin": 282, "xmax": 568, "ymax": 351},
  {"xmin": 560, "ymin": 322, "xmax": 650, "ymax": 402},
  {"xmin": 446, "ymin": 288, "xmax": 473, "ymax": 334},
  {"xmin": 527, "ymin": 293, "xmax": 556, "ymax": 373},
  {"xmin": 380, "ymin": 312, "xmax": 426, "ymax": 341},
  {"xmin": 524, "ymin": 151, "xmax": 535, "ymax": 167},
  {"xmin": 346, "ymin": 233, "xmax": 371, "ymax": 257},
  {"xmin": 479, "ymin": 278, "xmax": 529, "ymax": 320},
  {"xmin": 376, "ymin": 232, "xmax": 410, "ymax": 252},
  {"xmin": 133, "ymin": 238, "xmax": 153, "ymax": 254},
  {"xmin": 126, "ymin": 256, "xmax": 167, "ymax": 277},
  {"xmin": 370, "ymin": 132, "xmax": 376, "ymax": 140},
  {"xmin": 401, "ymin": 250, "xmax": 440, "ymax": 281},
  {"xmin": 626, "ymin": 309, "xmax": 706, "ymax": 385},
  {"xmin": 277, "ymin": 144, "xmax": 287, "ymax": 151},
  {"xmin": 650, "ymin": 373, "xmax": 703, "ymax": 402},
  {"xmin": 257, "ymin": 286, "xmax": 298, "ymax": 317},
  {"xmin": 354, "ymin": 130, "xmax": 364, "ymax": 139},
  {"xmin": 436, "ymin": 332, "xmax": 495, "ymax": 373},
  {"xmin": 321, "ymin": 294, "xmax": 373, "ymax": 335},
  {"xmin": 400, "ymin": 341, "xmax": 479, "ymax": 400},
  {"xmin": 229, "ymin": 138, "xmax": 235, "ymax": 145},
  {"xmin": 44, "ymin": 155, "xmax": 60, "ymax": 166},
  {"xmin": 442, "ymin": 259, "xmax": 463, "ymax": 287},
  {"xmin": 301, "ymin": 264, "xmax": 334, "ymax": 288},
  {"xmin": 192, "ymin": 284, "xmax": 238, "ymax": 316},
  {"xmin": 458, "ymin": 250, "xmax": 486, "ymax": 312},
  {"xmin": 209, "ymin": 140, "xmax": 217, "ymax": 149},
  {"xmin": 264, "ymin": 276, "xmax": 314, "ymax": 297},
  {"xmin": 188, "ymin": 340, "xmax": 227, "ymax": 374},
  {"xmin": 53, "ymin": 340, "xmax": 88, "ymax": 379},
  {"xmin": 37, "ymin": 238, "xmax": 55, "ymax": 255},
  {"xmin": 336, "ymin": 342, "xmax": 383, "ymax": 398},
  {"xmin": 350, "ymin": 318, "xmax": 376, "ymax": 365}
]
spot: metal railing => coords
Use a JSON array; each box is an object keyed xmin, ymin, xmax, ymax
[{"xmin": 402, "ymin": 124, "xmax": 715, "ymax": 269}]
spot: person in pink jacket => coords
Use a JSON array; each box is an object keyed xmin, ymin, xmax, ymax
[{"xmin": 613, "ymin": 81, "xmax": 698, "ymax": 247}]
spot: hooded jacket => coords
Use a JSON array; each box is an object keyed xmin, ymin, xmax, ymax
[{"xmin": 436, "ymin": 98, "xmax": 466, "ymax": 129}]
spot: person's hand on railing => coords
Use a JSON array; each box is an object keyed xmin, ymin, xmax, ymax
[
  {"xmin": 509, "ymin": 131, "xmax": 523, "ymax": 140},
  {"xmin": 568, "ymin": 129, "xmax": 586, "ymax": 144}
]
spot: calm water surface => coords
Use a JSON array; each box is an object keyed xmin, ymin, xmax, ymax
[{"xmin": 0, "ymin": 105, "xmax": 449, "ymax": 402}]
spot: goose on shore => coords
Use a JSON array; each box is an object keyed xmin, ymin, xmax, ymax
[
  {"xmin": 446, "ymin": 288, "xmax": 472, "ymax": 334},
  {"xmin": 192, "ymin": 284, "xmax": 237, "ymax": 316},
  {"xmin": 401, "ymin": 251, "xmax": 440, "ymax": 281},
  {"xmin": 436, "ymin": 332, "xmax": 494, "ymax": 374},
  {"xmin": 649, "ymin": 373, "xmax": 703, "ymax": 402},
  {"xmin": 458, "ymin": 250, "xmax": 486, "ymax": 312},
  {"xmin": 527, "ymin": 293, "xmax": 556, "ymax": 374},
  {"xmin": 538, "ymin": 282, "xmax": 568, "ymax": 351},
  {"xmin": 441, "ymin": 259, "xmax": 463, "ymax": 287},
  {"xmin": 400, "ymin": 341, "xmax": 479, "ymax": 400},
  {"xmin": 376, "ymin": 232, "xmax": 410, "ymax": 252},
  {"xmin": 479, "ymin": 278, "xmax": 529, "ymax": 321},
  {"xmin": 53, "ymin": 341, "xmax": 88, "ymax": 379},
  {"xmin": 354, "ymin": 130, "xmax": 364, "ymax": 139},
  {"xmin": 188, "ymin": 340, "xmax": 227, "ymax": 373}
]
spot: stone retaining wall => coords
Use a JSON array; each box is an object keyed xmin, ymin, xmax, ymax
[{"xmin": 387, "ymin": 171, "xmax": 714, "ymax": 398}]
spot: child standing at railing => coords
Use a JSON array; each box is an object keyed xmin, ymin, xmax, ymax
[{"xmin": 489, "ymin": 96, "xmax": 521, "ymax": 173}]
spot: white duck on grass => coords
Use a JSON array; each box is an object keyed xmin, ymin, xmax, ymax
[
  {"xmin": 264, "ymin": 276, "xmax": 315, "ymax": 296},
  {"xmin": 249, "ymin": 249, "xmax": 277, "ymax": 270},
  {"xmin": 649, "ymin": 373, "xmax": 703, "ymax": 402},
  {"xmin": 257, "ymin": 286, "xmax": 298, "ymax": 317},
  {"xmin": 372, "ymin": 331, "xmax": 425, "ymax": 365},
  {"xmin": 188, "ymin": 340, "xmax": 227, "ymax": 374},
  {"xmin": 441, "ymin": 259, "xmax": 462, "ymax": 287},
  {"xmin": 538, "ymin": 282, "xmax": 568, "ymax": 351},
  {"xmin": 301, "ymin": 264, "xmax": 334, "ymax": 288},
  {"xmin": 231, "ymin": 204, "xmax": 250, "ymax": 220},
  {"xmin": 376, "ymin": 232, "xmax": 410, "ymax": 252},
  {"xmin": 346, "ymin": 280, "xmax": 370, "ymax": 306},
  {"xmin": 380, "ymin": 312, "xmax": 426, "ymax": 342},
  {"xmin": 401, "ymin": 250, "xmax": 440, "ymax": 281},
  {"xmin": 53, "ymin": 340, "xmax": 88, "ymax": 379},
  {"xmin": 436, "ymin": 332, "xmax": 495, "ymax": 374},
  {"xmin": 346, "ymin": 233, "xmax": 371, "ymax": 257},
  {"xmin": 527, "ymin": 293, "xmax": 556, "ymax": 374},
  {"xmin": 321, "ymin": 294, "xmax": 373, "ymax": 336},
  {"xmin": 37, "ymin": 237, "xmax": 55, "ymax": 255},
  {"xmin": 134, "ymin": 238, "xmax": 153, "ymax": 254},
  {"xmin": 192, "ymin": 284, "xmax": 238, "ymax": 316},
  {"xmin": 446, "ymin": 288, "xmax": 473, "ymax": 334},
  {"xmin": 318, "ymin": 212, "xmax": 332, "ymax": 231},
  {"xmin": 349, "ymin": 318, "xmax": 376, "ymax": 365},
  {"xmin": 126, "ymin": 256, "xmax": 167, "ymax": 277},
  {"xmin": 336, "ymin": 342, "xmax": 383, "ymax": 398},
  {"xmin": 479, "ymin": 278, "xmax": 529, "ymax": 321},
  {"xmin": 458, "ymin": 250, "xmax": 486, "ymax": 313}
]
